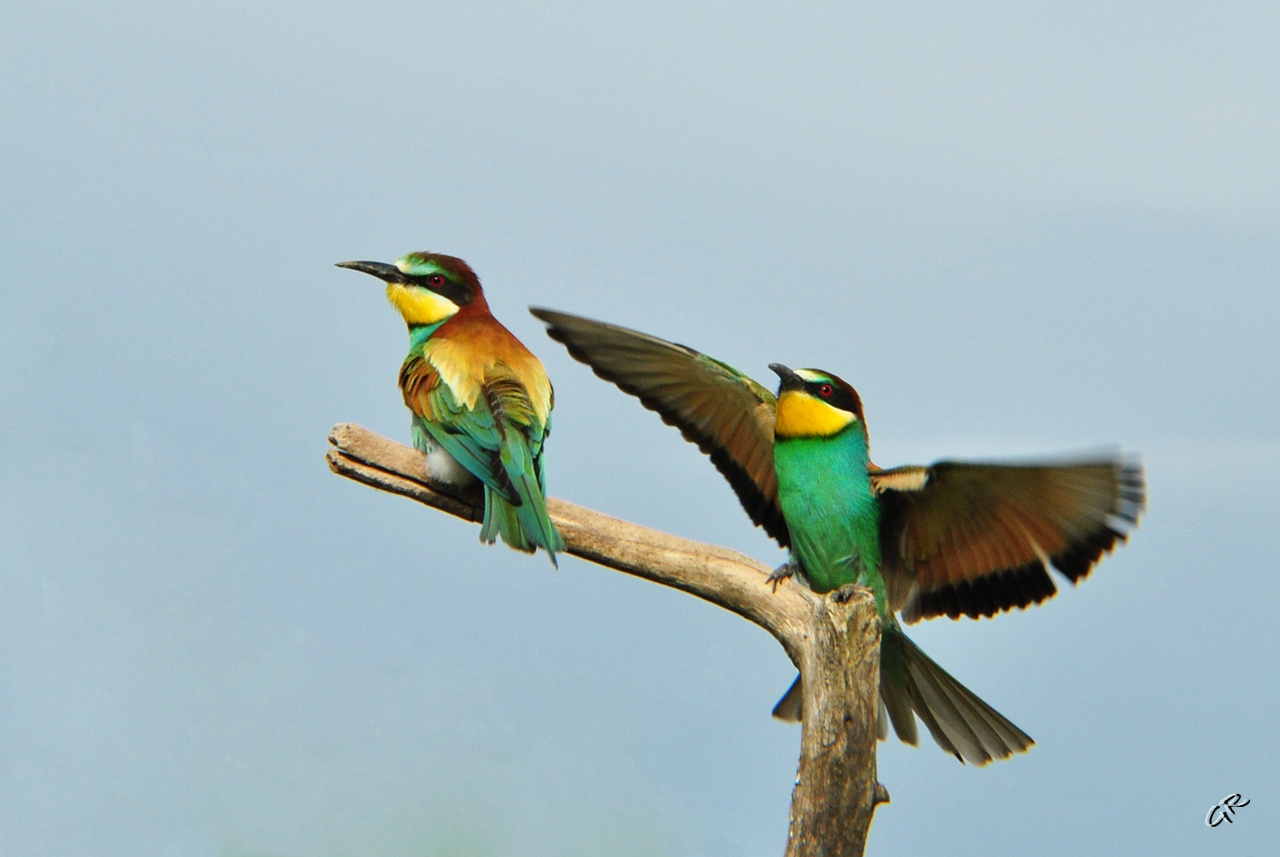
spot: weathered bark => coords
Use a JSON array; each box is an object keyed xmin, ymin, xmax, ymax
[
  {"xmin": 328, "ymin": 423, "xmax": 886, "ymax": 856},
  {"xmin": 787, "ymin": 597, "xmax": 889, "ymax": 855}
]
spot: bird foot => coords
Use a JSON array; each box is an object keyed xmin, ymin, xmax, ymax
[
  {"xmin": 766, "ymin": 560, "xmax": 796, "ymax": 593},
  {"xmin": 831, "ymin": 583, "xmax": 861, "ymax": 604}
]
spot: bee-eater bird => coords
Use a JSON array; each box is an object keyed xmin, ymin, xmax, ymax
[
  {"xmin": 531, "ymin": 308, "xmax": 1144, "ymax": 764},
  {"xmin": 338, "ymin": 253, "xmax": 564, "ymax": 562}
]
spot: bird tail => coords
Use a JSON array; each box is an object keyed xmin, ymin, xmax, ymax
[
  {"xmin": 771, "ymin": 625, "xmax": 1033, "ymax": 766},
  {"xmin": 879, "ymin": 624, "xmax": 1033, "ymax": 765},
  {"xmin": 479, "ymin": 438, "xmax": 565, "ymax": 564},
  {"xmin": 771, "ymin": 675, "xmax": 804, "ymax": 722}
]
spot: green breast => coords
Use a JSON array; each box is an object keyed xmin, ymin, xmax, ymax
[{"xmin": 773, "ymin": 431, "xmax": 882, "ymax": 599}]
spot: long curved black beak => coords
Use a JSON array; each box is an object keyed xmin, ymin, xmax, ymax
[
  {"xmin": 769, "ymin": 363, "xmax": 806, "ymax": 392},
  {"xmin": 335, "ymin": 260, "xmax": 411, "ymax": 284}
]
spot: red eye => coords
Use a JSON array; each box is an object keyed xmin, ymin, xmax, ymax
[
  {"xmin": 428, "ymin": 274, "xmax": 445, "ymax": 286},
  {"xmin": 819, "ymin": 383, "xmax": 834, "ymax": 397}
]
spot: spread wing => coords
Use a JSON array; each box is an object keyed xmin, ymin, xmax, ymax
[
  {"xmin": 873, "ymin": 456, "xmax": 1145, "ymax": 622},
  {"xmin": 530, "ymin": 308, "xmax": 789, "ymax": 546}
]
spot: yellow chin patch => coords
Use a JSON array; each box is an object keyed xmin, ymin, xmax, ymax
[
  {"xmin": 386, "ymin": 283, "xmax": 460, "ymax": 326},
  {"xmin": 774, "ymin": 390, "xmax": 856, "ymax": 439}
]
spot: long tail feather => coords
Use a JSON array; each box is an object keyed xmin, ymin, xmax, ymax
[
  {"xmin": 880, "ymin": 625, "xmax": 1033, "ymax": 765},
  {"xmin": 514, "ymin": 482, "xmax": 564, "ymax": 564},
  {"xmin": 481, "ymin": 489, "xmax": 529, "ymax": 550},
  {"xmin": 772, "ymin": 628, "xmax": 1033, "ymax": 766},
  {"xmin": 487, "ymin": 436, "xmax": 565, "ymax": 563}
]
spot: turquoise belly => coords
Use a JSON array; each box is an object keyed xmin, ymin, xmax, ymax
[{"xmin": 773, "ymin": 435, "xmax": 881, "ymax": 596}]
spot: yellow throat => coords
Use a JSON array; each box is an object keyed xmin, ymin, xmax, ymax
[
  {"xmin": 774, "ymin": 390, "xmax": 856, "ymax": 439},
  {"xmin": 385, "ymin": 282, "xmax": 460, "ymax": 326}
]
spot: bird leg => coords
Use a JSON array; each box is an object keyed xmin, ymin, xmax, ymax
[{"xmin": 767, "ymin": 559, "xmax": 798, "ymax": 592}]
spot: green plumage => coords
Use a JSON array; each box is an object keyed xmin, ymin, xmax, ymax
[
  {"xmin": 531, "ymin": 308, "xmax": 1141, "ymax": 624},
  {"xmin": 400, "ymin": 328, "xmax": 563, "ymax": 563},
  {"xmin": 773, "ymin": 433, "xmax": 882, "ymax": 600},
  {"xmin": 407, "ymin": 373, "xmax": 560, "ymax": 558},
  {"xmin": 339, "ymin": 254, "xmax": 563, "ymax": 562},
  {"xmin": 533, "ymin": 309, "xmax": 1143, "ymax": 763},
  {"xmin": 770, "ymin": 365, "xmax": 1032, "ymax": 764}
]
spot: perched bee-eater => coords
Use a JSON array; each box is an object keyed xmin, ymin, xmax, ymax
[
  {"xmin": 339, "ymin": 253, "xmax": 563, "ymax": 562},
  {"xmin": 532, "ymin": 309, "xmax": 1144, "ymax": 764}
]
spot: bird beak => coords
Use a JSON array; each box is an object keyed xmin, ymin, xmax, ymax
[
  {"xmin": 335, "ymin": 260, "xmax": 411, "ymax": 284},
  {"xmin": 769, "ymin": 363, "xmax": 806, "ymax": 392}
]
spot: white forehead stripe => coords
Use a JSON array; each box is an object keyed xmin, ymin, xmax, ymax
[{"xmin": 795, "ymin": 368, "xmax": 826, "ymax": 383}]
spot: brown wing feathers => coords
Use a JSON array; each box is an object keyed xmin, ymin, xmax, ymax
[
  {"xmin": 532, "ymin": 309, "xmax": 1144, "ymax": 625},
  {"xmin": 884, "ymin": 459, "xmax": 1145, "ymax": 622},
  {"xmin": 532, "ymin": 309, "xmax": 791, "ymax": 546}
]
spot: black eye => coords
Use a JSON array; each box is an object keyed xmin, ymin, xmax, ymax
[{"xmin": 819, "ymin": 383, "xmax": 834, "ymax": 398}]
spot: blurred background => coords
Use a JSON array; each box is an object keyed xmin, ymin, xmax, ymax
[{"xmin": 2, "ymin": 2, "xmax": 1277, "ymax": 855}]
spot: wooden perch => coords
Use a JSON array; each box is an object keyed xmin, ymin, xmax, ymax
[{"xmin": 328, "ymin": 422, "xmax": 887, "ymax": 856}]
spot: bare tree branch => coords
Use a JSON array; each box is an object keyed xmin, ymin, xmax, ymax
[
  {"xmin": 327, "ymin": 423, "xmax": 817, "ymax": 652},
  {"xmin": 328, "ymin": 422, "xmax": 886, "ymax": 856}
]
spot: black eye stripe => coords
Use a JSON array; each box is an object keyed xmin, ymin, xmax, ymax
[
  {"xmin": 410, "ymin": 271, "xmax": 474, "ymax": 306},
  {"xmin": 806, "ymin": 377, "xmax": 861, "ymax": 418}
]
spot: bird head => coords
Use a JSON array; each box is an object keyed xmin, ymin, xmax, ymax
[
  {"xmin": 337, "ymin": 252, "xmax": 484, "ymax": 326},
  {"xmin": 769, "ymin": 364, "xmax": 866, "ymax": 441}
]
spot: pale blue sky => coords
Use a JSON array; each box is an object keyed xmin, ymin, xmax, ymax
[{"xmin": 2, "ymin": 2, "xmax": 1277, "ymax": 855}]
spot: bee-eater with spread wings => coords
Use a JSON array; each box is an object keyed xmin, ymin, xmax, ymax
[
  {"xmin": 338, "ymin": 253, "xmax": 563, "ymax": 562},
  {"xmin": 531, "ymin": 308, "xmax": 1144, "ymax": 764}
]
